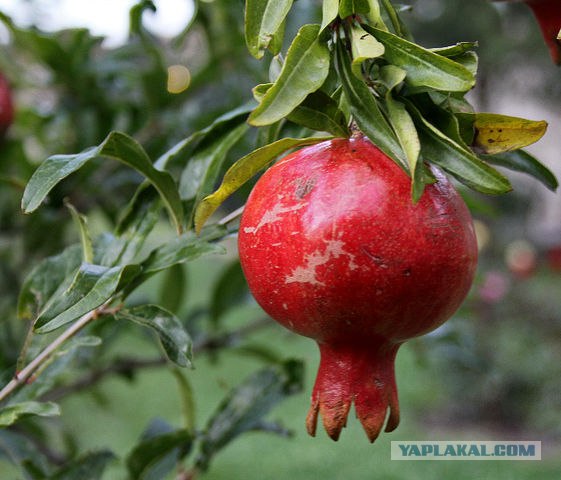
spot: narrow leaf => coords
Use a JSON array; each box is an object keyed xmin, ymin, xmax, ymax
[
  {"xmin": 408, "ymin": 104, "xmax": 512, "ymax": 194},
  {"xmin": 34, "ymin": 263, "xmax": 140, "ymax": 333},
  {"xmin": 171, "ymin": 369, "xmax": 196, "ymax": 434},
  {"xmin": 194, "ymin": 136, "xmax": 332, "ymax": 233},
  {"xmin": 254, "ymin": 84, "xmax": 350, "ymax": 137},
  {"xmin": 22, "ymin": 132, "xmax": 184, "ymax": 234},
  {"xmin": 101, "ymin": 193, "xmax": 161, "ymax": 267},
  {"xmin": 245, "ymin": 0, "xmax": 294, "ymax": 59},
  {"xmin": 116, "ymin": 305, "xmax": 192, "ymax": 367},
  {"xmin": 65, "ymin": 201, "xmax": 93, "ymax": 264},
  {"xmin": 366, "ymin": 26, "xmax": 475, "ymax": 92},
  {"xmin": 210, "ymin": 261, "xmax": 249, "ymax": 328},
  {"xmin": 197, "ymin": 360, "xmax": 304, "ymax": 470},
  {"xmin": 50, "ymin": 451, "xmax": 115, "ymax": 480},
  {"xmin": 335, "ymin": 42, "xmax": 407, "ymax": 170},
  {"xmin": 0, "ymin": 401, "xmax": 60, "ymax": 427},
  {"xmin": 385, "ymin": 96, "xmax": 420, "ymax": 177},
  {"xmin": 351, "ymin": 23, "xmax": 385, "ymax": 78},
  {"xmin": 18, "ymin": 245, "xmax": 82, "ymax": 321},
  {"xmin": 154, "ymin": 104, "xmax": 254, "ymax": 171},
  {"xmin": 430, "ymin": 42, "xmax": 478, "ymax": 57},
  {"xmin": 127, "ymin": 226, "xmax": 227, "ymax": 292},
  {"xmin": 159, "ymin": 264, "xmax": 187, "ymax": 313},
  {"xmin": 320, "ymin": 0, "xmax": 339, "ymax": 31},
  {"xmin": 484, "ymin": 150, "xmax": 558, "ymax": 191},
  {"xmin": 463, "ymin": 113, "xmax": 548, "ymax": 155},
  {"xmin": 126, "ymin": 429, "xmax": 192, "ymax": 480},
  {"xmin": 179, "ymin": 123, "xmax": 248, "ymax": 208},
  {"xmin": 248, "ymin": 24, "xmax": 330, "ymax": 126}
]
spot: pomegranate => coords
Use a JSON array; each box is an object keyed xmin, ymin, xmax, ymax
[
  {"xmin": 495, "ymin": 0, "xmax": 561, "ymax": 64},
  {"xmin": 0, "ymin": 73, "xmax": 14, "ymax": 137},
  {"xmin": 238, "ymin": 134, "xmax": 478, "ymax": 442}
]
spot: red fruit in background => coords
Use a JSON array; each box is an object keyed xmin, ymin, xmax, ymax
[
  {"xmin": 526, "ymin": 0, "xmax": 561, "ymax": 64},
  {"xmin": 0, "ymin": 73, "xmax": 14, "ymax": 137},
  {"xmin": 495, "ymin": 0, "xmax": 561, "ymax": 64},
  {"xmin": 238, "ymin": 135, "xmax": 478, "ymax": 442}
]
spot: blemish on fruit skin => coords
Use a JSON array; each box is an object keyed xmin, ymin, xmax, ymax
[
  {"xmin": 294, "ymin": 176, "xmax": 317, "ymax": 199},
  {"xmin": 243, "ymin": 202, "xmax": 307, "ymax": 234},
  {"xmin": 285, "ymin": 239, "xmax": 358, "ymax": 285}
]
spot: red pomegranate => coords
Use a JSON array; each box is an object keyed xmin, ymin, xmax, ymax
[
  {"xmin": 0, "ymin": 73, "xmax": 14, "ymax": 137},
  {"xmin": 495, "ymin": 0, "xmax": 561, "ymax": 64},
  {"xmin": 238, "ymin": 134, "xmax": 478, "ymax": 442}
]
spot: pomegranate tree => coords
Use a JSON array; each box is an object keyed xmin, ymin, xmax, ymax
[
  {"xmin": 0, "ymin": 72, "xmax": 14, "ymax": 137},
  {"xmin": 238, "ymin": 134, "xmax": 478, "ymax": 441}
]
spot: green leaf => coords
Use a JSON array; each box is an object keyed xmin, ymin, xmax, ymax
[
  {"xmin": 18, "ymin": 245, "xmax": 83, "ymax": 321},
  {"xmin": 22, "ymin": 132, "xmax": 185, "ymax": 234},
  {"xmin": 193, "ymin": 136, "xmax": 332, "ymax": 233},
  {"xmin": 320, "ymin": 0, "xmax": 339, "ymax": 31},
  {"xmin": 65, "ymin": 201, "xmax": 93, "ymax": 264},
  {"xmin": 154, "ymin": 104, "xmax": 254, "ymax": 172},
  {"xmin": 366, "ymin": 25, "xmax": 475, "ymax": 92},
  {"xmin": 0, "ymin": 401, "xmax": 60, "ymax": 427},
  {"xmin": 34, "ymin": 263, "xmax": 140, "ymax": 333},
  {"xmin": 171, "ymin": 369, "xmax": 196, "ymax": 434},
  {"xmin": 248, "ymin": 24, "xmax": 330, "ymax": 126},
  {"xmin": 50, "ymin": 451, "xmax": 115, "ymax": 480},
  {"xmin": 126, "ymin": 429, "xmax": 192, "ymax": 480},
  {"xmin": 379, "ymin": 0, "xmax": 408, "ymax": 37},
  {"xmin": 408, "ymin": 104, "xmax": 512, "ymax": 194},
  {"xmin": 461, "ymin": 113, "xmax": 548, "ymax": 155},
  {"xmin": 338, "ymin": 0, "xmax": 370, "ymax": 18},
  {"xmin": 364, "ymin": 0, "xmax": 384, "ymax": 26},
  {"xmin": 128, "ymin": 226, "xmax": 227, "ymax": 291},
  {"xmin": 385, "ymin": 97, "xmax": 420, "ymax": 177},
  {"xmin": 254, "ymin": 84, "xmax": 349, "ymax": 137},
  {"xmin": 430, "ymin": 42, "xmax": 478, "ymax": 57},
  {"xmin": 101, "ymin": 191, "xmax": 161, "ymax": 267},
  {"xmin": 210, "ymin": 260, "xmax": 249, "ymax": 328},
  {"xmin": 484, "ymin": 150, "xmax": 558, "ymax": 191},
  {"xmin": 286, "ymin": 90, "xmax": 351, "ymax": 137},
  {"xmin": 159, "ymin": 264, "xmax": 187, "ymax": 313},
  {"xmin": 335, "ymin": 42, "xmax": 407, "ymax": 170},
  {"xmin": 350, "ymin": 23, "xmax": 385, "ymax": 78},
  {"xmin": 197, "ymin": 360, "xmax": 304, "ymax": 471},
  {"xmin": 179, "ymin": 123, "xmax": 248, "ymax": 209},
  {"xmin": 245, "ymin": 0, "xmax": 294, "ymax": 59},
  {"xmin": 116, "ymin": 305, "xmax": 192, "ymax": 367}
]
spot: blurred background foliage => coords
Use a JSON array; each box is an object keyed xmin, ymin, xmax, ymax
[{"xmin": 0, "ymin": 0, "xmax": 560, "ymax": 478}]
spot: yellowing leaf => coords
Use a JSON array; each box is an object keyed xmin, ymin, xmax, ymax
[
  {"xmin": 194, "ymin": 136, "xmax": 332, "ymax": 233},
  {"xmin": 351, "ymin": 24, "xmax": 385, "ymax": 78},
  {"xmin": 470, "ymin": 113, "xmax": 548, "ymax": 155}
]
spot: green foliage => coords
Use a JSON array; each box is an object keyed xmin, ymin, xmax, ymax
[{"xmin": 0, "ymin": 0, "xmax": 558, "ymax": 478}]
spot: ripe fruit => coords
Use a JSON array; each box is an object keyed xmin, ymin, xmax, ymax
[
  {"xmin": 525, "ymin": 0, "xmax": 561, "ymax": 64},
  {"xmin": 495, "ymin": 0, "xmax": 561, "ymax": 64},
  {"xmin": 238, "ymin": 134, "xmax": 478, "ymax": 442},
  {"xmin": 0, "ymin": 73, "xmax": 14, "ymax": 137}
]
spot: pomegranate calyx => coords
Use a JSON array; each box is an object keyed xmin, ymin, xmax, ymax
[{"xmin": 306, "ymin": 341, "xmax": 400, "ymax": 442}]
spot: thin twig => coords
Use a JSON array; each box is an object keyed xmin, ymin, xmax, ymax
[
  {"xmin": 217, "ymin": 205, "xmax": 245, "ymax": 226},
  {"xmin": 0, "ymin": 308, "xmax": 104, "ymax": 404},
  {"xmin": 41, "ymin": 318, "xmax": 273, "ymax": 402}
]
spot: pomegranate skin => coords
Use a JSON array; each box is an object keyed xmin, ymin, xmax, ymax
[
  {"xmin": 0, "ymin": 73, "xmax": 14, "ymax": 137},
  {"xmin": 238, "ymin": 135, "xmax": 478, "ymax": 441}
]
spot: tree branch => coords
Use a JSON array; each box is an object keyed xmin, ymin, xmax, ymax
[
  {"xmin": 40, "ymin": 318, "xmax": 274, "ymax": 402},
  {"xmin": 0, "ymin": 308, "xmax": 102, "ymax": 404}
]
